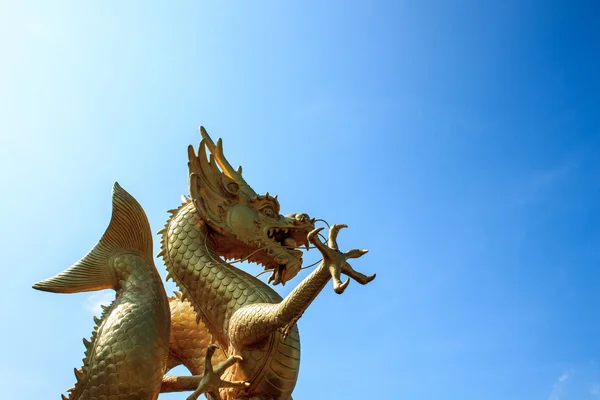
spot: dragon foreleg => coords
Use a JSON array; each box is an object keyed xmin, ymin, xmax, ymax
[{"xmin": 228, "ymin": 225, "xmax": 375, "ymax": 348}]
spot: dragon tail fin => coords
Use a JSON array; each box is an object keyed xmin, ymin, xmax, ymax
[{"xmin": 32, "ymin": 182, "xmax": 153, "ymax": 294}]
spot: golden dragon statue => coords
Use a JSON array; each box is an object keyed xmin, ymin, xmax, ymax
[{"xmin": 34, "ymin": 127, "xmax": 376, "ymax": 400}]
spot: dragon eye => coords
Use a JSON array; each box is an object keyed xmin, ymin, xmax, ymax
[{"xmin": 261, "ymin": 206, "xmax": 276, "ymax": 218}]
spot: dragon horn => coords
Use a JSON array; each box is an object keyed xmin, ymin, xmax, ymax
[{"xmin": 199, "ymin": 126, "xmax": 257, "ymax": 197}]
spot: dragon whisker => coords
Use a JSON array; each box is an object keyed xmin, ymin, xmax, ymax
[
  {"xmin": 254, "ymin": 269, "xmax": 271, "ymax": 278},
  {"xmin": 228, "ymin": 246, "xmax": 272, "ymax": 264},
  {"xmin": 299, "ymin": 258, "xmax": 323, "ymax": 271},
  {"xmin": 229, "ymin": 242, "xmax": 321, "ymax": 265},
  {"xmin": 255, "ymin": 258, "xmax": 323, "ymax": 278},
  {"xmin": 312, "ymin": 218, "xmax": 331, "ymax": 229}
]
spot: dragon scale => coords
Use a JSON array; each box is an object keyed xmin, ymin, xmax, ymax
[{"xmin": 161, "ymin": 200, "xmax": 301, "ymax": 400}]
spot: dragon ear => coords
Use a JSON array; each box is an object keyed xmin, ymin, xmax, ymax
[{"xmin": 187, "ymin": 128, "xmax": 256, "ymax": 226}]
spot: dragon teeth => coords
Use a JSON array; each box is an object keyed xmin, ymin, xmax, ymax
[{"xmin": 268, "ymin": 227, "xmax": 293, "ymax": 237}]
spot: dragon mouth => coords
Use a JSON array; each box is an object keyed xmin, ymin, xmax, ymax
[
  {"xmin": 213, "ymin": 217, "xmax": 314, "ymax": 285},
  {"xmin": 267, "ymin": 227, "xmax": 308, "ymax": 255},
  {"xmin": 261, "ymin": 226, "xmax": 311, "ymax": 285}
]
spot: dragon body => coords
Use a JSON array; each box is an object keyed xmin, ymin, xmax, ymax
[
  {"xmin": 158, "ymin": 130, "xmax": 375, "ymax": 400},
  {"xmin": 161, "ymin": 199, "xmax": 301, "ymax": 399},
  {"xmin": 33, "ymin": 183, "xmax": 171, "ymax": 400},
  {"xmin": 167, "ymin": 292, "xmax": 228, "ymax": 374},
  {"xmin": 34, "ymin": 128, "xmax": 375, "ymax": 400}
]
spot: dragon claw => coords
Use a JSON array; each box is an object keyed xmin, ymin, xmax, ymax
[
  {"xmin": 328, "ymin": 223, "xmax": 347, "ymax": 250},
  {"xmin": 186, "ymin": 344, "xmax": 250, "ymax": 400},
  {"xmin": 342, "ymin": 263, "xmax": 376, "ymax": 285},
  {"xmin": 344, "ymin": 248, "xmax": 369, "ymax": 259},
  {"xmin": 308, "ymin": 224, "xmax": 375, "ymax": 294},
  {"xmin": 308, "ymin": 227, "xmax": 329, "ymax": 254},
  {"xmin": 333, "ymin": 277, "xmax": 350, "ymax": 294}
]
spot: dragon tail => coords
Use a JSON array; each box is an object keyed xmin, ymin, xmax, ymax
[{"xmin": 32, "ymin": 182, "xmax": 154, "ymax": 294}]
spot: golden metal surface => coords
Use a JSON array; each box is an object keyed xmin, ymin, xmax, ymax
[
  {"xmin": 33, "ymin": 127, "xmax": 376, "ymax": 400},
  {"xmin": 33, "ymin": 183, "xmax": 171, "ymax": 400}
]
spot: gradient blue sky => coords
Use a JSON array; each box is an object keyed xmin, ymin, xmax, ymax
[{"xmin": 1, "ymin": 1, "xmax": 599, "ymax": 399}]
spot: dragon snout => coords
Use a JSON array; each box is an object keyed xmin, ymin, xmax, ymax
[{"xmin": 288, "ymin": 213, "xmax": 311, "ymax": 225}]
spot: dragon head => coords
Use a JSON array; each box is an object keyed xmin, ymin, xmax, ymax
[{"xmin": 187, "ymin": 127, "xmax": 315, "ymax": 285}]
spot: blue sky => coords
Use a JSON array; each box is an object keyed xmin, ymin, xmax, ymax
[{"xmin": 1, "ymin": 1, "xmax": 599, "ymax": 399}]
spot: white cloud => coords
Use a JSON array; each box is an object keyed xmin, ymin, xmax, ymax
[
  {"xmin": 84, "ymin": 291, "xmax": 114, "ymax": 315},
  {"xmin": 548, "ymin": 371, "xmax": 570, "ymax": 400}
]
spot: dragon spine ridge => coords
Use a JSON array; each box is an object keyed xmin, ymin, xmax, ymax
[{"xmin": 64, "ymin": 300, "xmax": 114, "ymax": 400}]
